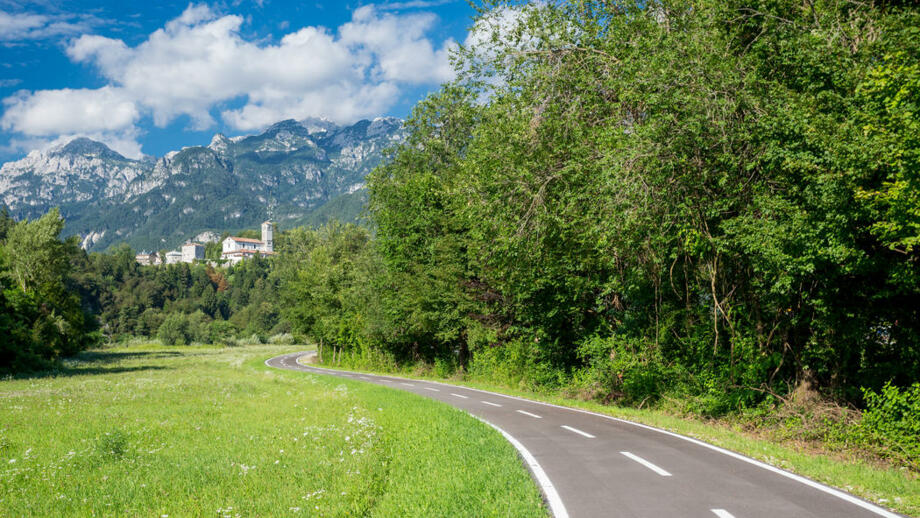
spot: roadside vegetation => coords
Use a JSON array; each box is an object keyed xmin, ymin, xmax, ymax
[
  {"xmin": 311, "ymin": 356, "xmax": 920, "ymax": 516},
  {"xmin": 270, "ymin": 0, "xmax": 920, "ymax": 506},
  {"xmin": 0, "ymin": 344, "xmax": 545, "ymax": 517}
]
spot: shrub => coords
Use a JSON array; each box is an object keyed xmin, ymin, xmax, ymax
[
  {"xmin": 208, "ymin": 320, "xmax": 237, "ymax": 346},
  {"xmin": 241, "ymin": 333, "xmax": 265, "ymax": 345},
  {"xmin": 186, "ymin": 310, "xmax": 212, "ymax": 344},
  {"xmin": 434, "ymin": 357, "xmax": 456, "ymax": 378},
  {"xmin": 574, "ymin": 335, "xmax": 671, "ymax": 406},
  {"xmin": 157, "ymin": 313, "xmax": 190, "ymax": 346},
  {"xmin": 268, "ymin": 333, "xmax": 295, "ymax": 345},
  {"xmin": 861, "ymin": 382, "xmax": 920, "ymax": 466}
]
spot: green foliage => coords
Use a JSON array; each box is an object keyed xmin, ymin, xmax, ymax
[
  {"xmin": 208, "ymin": 320, "xmax": 238, "ymax": 346},
  {"xmin": 861, "ymin": 383, "xmax": 920, "ymax": 467},
  {"xmin": 3, "ymin": 208, "xmax": 70, "ymax": 294},
  {"xmin": 854, "ymin": 27, "xmax": 920, "ymax": 252},
  {"xmin": 68, "ymin": 227, "xmax": 288, "ymax": 348},
  {"xmin": 276, "ymin": 222, "xmax": 379, "ymax": 355},
  {"xmin": 157, "ymin": 313, "xmax": 190, "ymax": 346},
  {"xmin": 0, "ymin": 209, "xmax": 100, "ymax": 372},
  {"xmin": 271, "ymin": 1, "xmax": 920, "ymax": 457}
]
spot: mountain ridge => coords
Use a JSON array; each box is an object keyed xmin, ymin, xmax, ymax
[{"xmin": 0, "ymin": 117, "xmax": 403, "ymax": 251}]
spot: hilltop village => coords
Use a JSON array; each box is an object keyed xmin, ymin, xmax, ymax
[{"xmin": 135, "ymin": 221, "xmax": 275, "ymax": 266}]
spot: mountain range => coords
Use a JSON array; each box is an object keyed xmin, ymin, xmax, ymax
[{"xmin": 0, "ymin": 117, "xmax": 404, "ymax": 251}]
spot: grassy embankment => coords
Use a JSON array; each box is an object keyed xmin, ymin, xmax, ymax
[
  {"xmin": 0, "ymin": 344, "xmax": 546, "ymax": 517},
  {"xmin": 314, "ymin": 354, "xmax": 920, "ymax": 517}
]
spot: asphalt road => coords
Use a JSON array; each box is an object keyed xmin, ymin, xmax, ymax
[{"xmin": 266, "ymin": 352, "xmax": 905, "ymax": 518}]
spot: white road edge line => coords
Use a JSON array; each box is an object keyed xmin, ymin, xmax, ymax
[
  {"xmin": 711, "ymin": 509, "xmax": 735, "ymax": 518},
  {"xmin": 621, "ymin": 451, "xmax": 672, "ymax": 477},
  {"xmin": 561, "ymin": 425, "xmax": 595, "ymax": 439},
  {"xmin": 274, "ymin": 353, "xmax": 902, "ymax": 518},
  {"xmin": 516, "ymin": 410, "xmax": 542, "ymax": 419},
  {"xmin": 476, "ymin": 417, "xmax": 569, "ymax": 518},
  {"xmin": 266, "ymin": 354, "xmax": 568, "ymax": 518},
  {"xmin": 424, "ymin": 387, "xmax": 440, "ymax": 392},
  {"xmin": 451, "ymin": 393, "xmax": 469, "ymax": 399},
  {"xmin": 482, "ymin": 401, "xmax": 502, "ymax": 407}
]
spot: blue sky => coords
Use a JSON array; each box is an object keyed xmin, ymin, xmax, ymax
[{"xmin": 0, "ymin": 0, "xmax": 477, "ymax": 161}]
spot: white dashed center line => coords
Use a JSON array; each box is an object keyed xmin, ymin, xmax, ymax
[
  {"xmin": 451, "ymin": 393, "xmax": 469, "ymax": 399},
  {"xmin": 621, "ymin": 451, "xmax": 672, "ymax": 477},
  {"xmin": 516, "ymin": 410, "xmax": 542, "ymax": 419},
  {"xmin": 711, "ymin": 510, "xmax": 736, "ymax": 518},
  {"xmin": 561, "ymin": 425, "xmax": 595, "ymax": 438},
  {"xmin": 424, "ymin": 387, "xmax": 440, "ymax": 392},
  {"xmin": 360, "ymin": 376, "xmax": 371, "ymax": 380},
  {"xmin": 401, "ymin": 382, "xmax": 415, "ymax": 387},
  {"xmin": 481, "ymin": 401, "xmax": 502, "ymax": 407}
]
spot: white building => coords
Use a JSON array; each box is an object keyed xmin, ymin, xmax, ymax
[
  {"xmin": 135, "ymin": 251, "xmax": 160, "ymax": 265},
  {"xmin": 165, "ymin": 250, "xmax": 183, "ymax": 264},
  {"xmin": 221, "ymin": 221, "xmax": 275, "ymax": 265},
  {"xmin": 181, "ymin": 242, "xmax": 205, "ymax": 263}
]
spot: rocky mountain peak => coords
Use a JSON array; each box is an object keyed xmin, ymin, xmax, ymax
[
  {"xmin": 299, "ymin": 117, "xmax": 338, "ymax": 134},
  {"xmin": 263, "ymin": 119, "xmax": 311, "ymax": 138},
  {"xmin": 53, "ymin": 137, "xmax": 126, "ymax": 161},
  {"xmin": 208, "ymin": 133, "xmax": 231, "ymax": 154},
  {"xmin": 0, "ymin": 117, "xmax": 405, "ymax": 252}
]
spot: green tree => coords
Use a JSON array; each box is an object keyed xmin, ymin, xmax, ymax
[{"xmin": 157, "ymin": 313, "xmax": 190, "ymax": 346}]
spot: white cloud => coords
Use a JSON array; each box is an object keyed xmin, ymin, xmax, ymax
[
  {"xmin": 0, "ymin": 11, "xmax": 95, "ymax": 43},
  {"xmin": 1, "ymin": 3, "xmax": 457, "ymax": 154},
  {"xmin": 377, "ymin": 0, "xmax": 457, "ymax": 11},
  {"xmin": 340, "ymin": 6, "xmax": 456, "ymax": 84},
  {"xmin": 1, "ymin": 86, "xmax": 139, "ymax": 135}
]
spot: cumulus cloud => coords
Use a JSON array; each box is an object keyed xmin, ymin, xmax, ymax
[
  {"xmin": 340, "ymin": 6, "xmax": 456, "ymax": 84},
  {"xmin": 0, "ymin": 3, "xmax": 457, "ymax": 154},
  {"xmin": 1, "ymin": 86, "xmax": 139, "ymax": 135}
]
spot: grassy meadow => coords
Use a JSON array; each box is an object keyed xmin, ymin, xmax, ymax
[{"xmin": 0, "ymin": 344, "xmax": 546, "ymax": 517}]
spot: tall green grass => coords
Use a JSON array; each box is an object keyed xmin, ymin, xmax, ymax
[{"xmin": 0, "ymin": 345, "xmax": 545, "ymax": 517}]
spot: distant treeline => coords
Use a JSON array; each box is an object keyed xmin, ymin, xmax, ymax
[
  {"xmin": 0, "ymin": 208, "xmax": 289, "ymax": 372},
  {"xmin": 85, "ymin": 245, "xmax": 286, "ymax": 346},
  {"xmin": 279, "ymin": 0, "xmax": 920, "ymax": 416}
]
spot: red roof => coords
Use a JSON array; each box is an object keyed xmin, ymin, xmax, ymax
[
  {"xmin": 222, "ymin": 249, "xmax": 275, "ymax": 256},
  {"xmin": 227, "ymin": 237, "xmax": 263, "ymax": 244}
]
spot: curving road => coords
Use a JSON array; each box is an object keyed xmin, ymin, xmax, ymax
[{"xmin": 266, "ymin": 352, "xmax": 905, "ymax": 518}]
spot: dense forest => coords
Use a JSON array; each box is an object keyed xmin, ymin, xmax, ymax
[
  {"xmin": 277, "ymin": 0, "xmax": 920, "ymax": 465},
  {"xmin": 2, "ymin": 0, "xmax": 917, "ymax": 468},
  {"xmin": 285, "ymin": 0, "xmax": 920, "ymax": 401}
]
